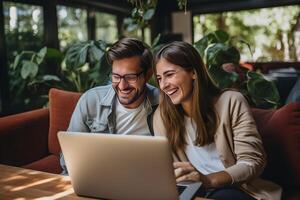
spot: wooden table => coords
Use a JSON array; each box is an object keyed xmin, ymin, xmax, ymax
[
  {"xmin": 0, "ymin": 164, "xmax": 94, "ymax": 199},
  {"xmin": 0, "ymin": 164, "xmax": 207, "ymax": 200}
]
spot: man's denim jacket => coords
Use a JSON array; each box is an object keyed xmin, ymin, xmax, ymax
[{"xmin": 60, "ymin": 84, "xmax": 159, "ymax": 174}]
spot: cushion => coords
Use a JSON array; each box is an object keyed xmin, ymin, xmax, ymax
[
  {"xmin": 48, "ymin": 88, "xmax": 81, "ymax": 155},
  {"xmin": 23, "ymin": 154, "xmax": 62, "ymax": 174},
  {"xmin": 252, "ymin": 102, "xmax": 300, "ymax": 190}
]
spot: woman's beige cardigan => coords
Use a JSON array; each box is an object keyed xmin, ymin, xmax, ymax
[{"xmin": 153, "ymin": 91, "xmax": 282, "ymax": 200}]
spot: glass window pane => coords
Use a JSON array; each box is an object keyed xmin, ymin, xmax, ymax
[
  {"xmin": 57, "ymin": 5, "xmax": 88, "ymax": 51},
  {"xmin": 193, "ymin": 5, "xmax": 300, "ymax": 62},
  {"xmin": 95, "ymin": 12, "xmax": 118, "ymax": 43},
  {"xmin": 3, "ymin": 1, "xmax": 44, "ymax": 113},
  {"xmin": 3, "ymin": 1, "xmax": 43, "ymax": 64}
]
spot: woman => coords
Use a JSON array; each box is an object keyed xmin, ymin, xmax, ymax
[{"xmin": 153, "ymin": 41, "xmax": 281, "ymax": 200}]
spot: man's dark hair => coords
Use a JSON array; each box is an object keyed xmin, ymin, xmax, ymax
[{"xmin": 107, "ymin": 38, "xmax": 153, "ymax": 71}]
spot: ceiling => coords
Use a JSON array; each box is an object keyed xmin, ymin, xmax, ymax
[
  {"xmin": 187, "ymin": 0, "xmax": 300, "ymax": 14},
  {"xmin": 88, "ymin": 0, "xmax": 300, "ymax": 15}
]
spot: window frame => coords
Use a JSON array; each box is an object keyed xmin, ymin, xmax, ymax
[{"xmin": 0, "ymin": 0, "xmax": 128, "ymax": 115}]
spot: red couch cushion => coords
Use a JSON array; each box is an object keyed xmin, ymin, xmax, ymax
[
  {"xmin": 252, "ymin": 102, "xmax": 300, "ymax": 190},
  {"xmin": 48, "ymin": 88, "xmax": 81, "ymax": 155},
  {"xmin": 23, "ymin": 154, "xmax": 61, "ymax": 174}
]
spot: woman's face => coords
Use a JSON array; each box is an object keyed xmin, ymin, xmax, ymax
[{"xmin": 156, "ymin": 58, "xmax": 195, "ymax": 107}]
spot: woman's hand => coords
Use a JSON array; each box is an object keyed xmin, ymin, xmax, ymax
[
  {"xmin": 174, "ymin": 162, "xmax": 233, "ymax": 188},
  {"xmin": 174, "ymin": 162, "xmax": 203, "ymax": 182}
]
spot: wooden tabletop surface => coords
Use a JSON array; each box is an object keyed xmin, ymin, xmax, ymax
[
  {"xmin": 0, "ymin": 164, "xmax": 93, "ymax": 199},
  {"xmin": 0, "ymin": 164, "xmax": 207, "ymax": 200}
]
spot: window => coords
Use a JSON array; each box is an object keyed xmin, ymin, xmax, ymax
[
  {"xmin": 3, "ymin": 1, "xmax": 44, "ymax": 112},
  {"xmin": 57, "ymin": 5, "xmax": 88, "ymax": 51},
  {"xmin": 95, "ymin": 12, "xmax": 118, "ymax": 43},
  {"xmin": 3, "ymin": 1, "xmax": 43, "ymax": 64},
  {"xmin": 193, "ymin": 5, "xmax": 300, "ymax": 62}
]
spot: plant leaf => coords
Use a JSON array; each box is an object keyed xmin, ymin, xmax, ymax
[
  {"xmin": 212, "ymin": 30, "xmax": 229, "ymax": 43},
  {"xmin": 65, "ymin": 42, "xmax": 89, "ymax": 69},
  {"xmin": 209, "ymin": 64, "xmax": 239, "ymax": 89},
  {"xmin": 13, "ymin": 54, "xmax": 22, "ymax": 70},
  {"xmin": 88, "ymin": 44, "xmax": 105, "ymax": 64},
  {"xmin": 143, "ymin": 8, "xmax": 155, "ymax": 20},
  {"xmin": 42, "ymin": 75, "xmax": 61, "ymax": 81},
  {"xmin": 247, "ymin": 71, "xmax": 280, "ymax": 108},
  {"xmin": 36, "ymin": 47, "xmax": 47, "ymax": 65},
  {"xmin": 152, "ymin": 33, "xmax": 161, "ymax": 47},
  {"xmin": 206, "ymin": 43, "xmax": 240, "ymax": 66},
  {"xmin": 194, "ymin": 37, "xmax": 208, "ymax": 59},
  {"xmin": 21, "ymin": 61, "xmax": 38, "ymax": 79},
  {"xmin": 127, "ymin": 23, "xmax": 139, "ymax": 32}
]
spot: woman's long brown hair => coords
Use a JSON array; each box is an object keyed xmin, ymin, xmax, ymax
[{"xmin": 154, "ymin": 41, "xmax": 221, "ymax": 152}]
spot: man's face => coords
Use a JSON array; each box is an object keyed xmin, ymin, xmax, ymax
[{"xmin": 112, "ymin": 56, "xmax": 149, "ymax": 109}]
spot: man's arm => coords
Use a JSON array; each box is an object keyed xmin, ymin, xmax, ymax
[{"xmin": 60, "ymin": 94, "xmax": 90, "ymax": 175}]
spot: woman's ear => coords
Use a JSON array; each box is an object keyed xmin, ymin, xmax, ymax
[{"xmin": 192, "ymin": 69, "xmax": 196, "ymax": 80}]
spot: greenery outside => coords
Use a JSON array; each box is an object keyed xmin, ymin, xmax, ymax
[
  {"xmin": 193, "ymin": 5, "xmax": 300, "ymax": 62},
  {"xmin": 2, "ymin": 1, "xmax": 294, "ymax": 114}
]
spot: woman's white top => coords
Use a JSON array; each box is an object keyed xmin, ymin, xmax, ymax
[{"xmin": 184, "ymin": 117, "xmax": 225, "ymax": 175}]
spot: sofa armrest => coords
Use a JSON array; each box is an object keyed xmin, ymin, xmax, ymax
[{"xmin": 0, "ymin": 108, "xmax": 50, "ymax": 166}]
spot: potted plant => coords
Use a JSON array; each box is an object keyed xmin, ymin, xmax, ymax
[
  {"xmin": 194, "ymin": 30, "xmax": 280, "ymax": 109},
  {"xmin": 10, "ymin": 40, "xmax": 111, "ymax": 113}
]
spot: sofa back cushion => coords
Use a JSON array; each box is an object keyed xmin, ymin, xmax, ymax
[
  {"xmin": 251, "ymin": 102, "xmax": 300, "ymax": 190},
  {"xmin": 48, "ymin": 88, "xmax": 81, "ymax": 155}
]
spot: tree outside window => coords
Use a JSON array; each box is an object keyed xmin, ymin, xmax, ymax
[{"xmin": 193, "ymin": 5, "xmax": 300, "ymax": 62}]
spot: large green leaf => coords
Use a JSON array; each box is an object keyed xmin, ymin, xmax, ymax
[
  {"xmin": 209, "ymin": 64, "xmax": 239, "ymax": 89},
  {"xmin": 194, "ymin": 37, "xmax": 209, "ymax": 59},
  {"xmin": 94, "ymin": 40, "xmax": 108, "ymax": 51},
  {"xmin": 88, "ymin": 43, "xmax": 105, "ymax": 64},
  {"xmin": 87, "ymin": 54, "xmax": 111, "ymax": 88},
  {"xmin": 194, "ymin": 30, "xmax": 229, "ymax": 58},
  {"xmin": 123, "ymin": 17, "xmax": 134, "ymax": 26},
  {"xmin": 27, "ymin": 75, "xmax": 61, "ymax": 86},
  {"xmin": 42, "ymin": 75, "xmax": 61, "ymax": 81},
  {"xmin": 65, "ymin": 42, "xmax": 89, "ymax": 69},
  {"xmin": 35, "ymin": 47, "xmax": 47, "ymax": 65},
  {"xmin": 12, "ymin": 54, "xmax": 22, "ymax": 70},
  {"xmin": 152, "ymin": 33, "xmax": 161, "ymax": 47},
  {"xmin": 206, "ymin": 43, "xmax": 240, "ymax": 67},
  {"xmin": 127, "ymin": 23, "xmax": 139, "ymax": 32},
  {"xmin": 212, "ymin": 30, "xmax": 229, "ymax": 43},
  {"xmin": 131, "ymin": 8, "xmax": 138, "ymax": 18},
  {"xmin": 21, "ymin": 61, "xmax": 38, "ymax": 79},
  {"xmin": 12, "ymin": 51, "xmax": 34, "ymax": 70},
  {"xmin": 247, "ymin": 71, "xmax": 280, "ymax": 108},
  {"xmin": 143, "ymin": 8, "xmax": 155, "ymax": 20}
]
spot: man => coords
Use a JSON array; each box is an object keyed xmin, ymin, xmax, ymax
[{"xmin": 60, "ymin": 38, "xmax": 159, "ymax": 174}]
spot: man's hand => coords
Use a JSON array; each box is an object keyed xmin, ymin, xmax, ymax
[{"xmin": 174, "ymin": 162, "xmax": 202, "ymax": 182}]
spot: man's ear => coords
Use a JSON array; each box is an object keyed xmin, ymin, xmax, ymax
[{"xmin": 145, "ymin": 68, "xmax": 153, "ymax": 81}]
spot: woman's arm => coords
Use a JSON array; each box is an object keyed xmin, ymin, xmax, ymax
[
  {"xmin": 219, "ymin": 91, "xmax": 267, "ymax": 184},
  {"xmin": 174, "ymin": 162, "xmax": 232, "ymax": 188}
]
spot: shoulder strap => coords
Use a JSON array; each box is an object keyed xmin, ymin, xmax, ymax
[{"xmin": 147, "ymin": 104, "xmax": 158, "ymax": 136}]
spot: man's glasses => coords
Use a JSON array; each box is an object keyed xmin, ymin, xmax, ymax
[{"xmin": 111, "ymin": 71, "xmax": 144, "ymax": 84}]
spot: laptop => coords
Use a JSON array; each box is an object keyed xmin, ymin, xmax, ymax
[{"xmin": 58, "ymin": 131, "xmax": 202, "ymax": 200}]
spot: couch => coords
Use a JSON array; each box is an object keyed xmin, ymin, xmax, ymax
[{"xmin": 0, "ymin": 88, "xmax": 299, "ymax": 199}]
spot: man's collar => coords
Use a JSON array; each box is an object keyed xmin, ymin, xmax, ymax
[{"xmin": 100, "ymin": 85, "xmax": 116, "ymax": 106}]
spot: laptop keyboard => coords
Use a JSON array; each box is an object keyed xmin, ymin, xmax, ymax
[{"xmin": 177, "ymin": 185, "xmax": 187, "ymax": 195}]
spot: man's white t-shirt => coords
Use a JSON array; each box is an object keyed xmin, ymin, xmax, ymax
[{"xmin": 115, "ymin": 99, "xmax": 150, "ymax": 136}]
